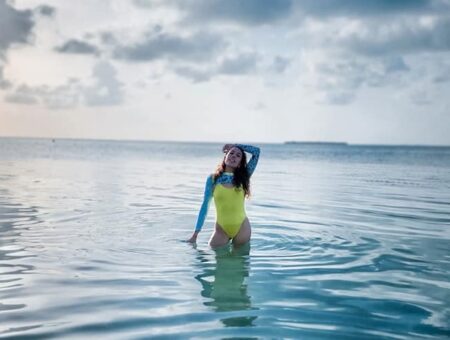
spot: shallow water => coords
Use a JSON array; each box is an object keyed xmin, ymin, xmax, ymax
[{"xmin": 0, "ymin": 138, "xmax": 449, "ymax": 339}]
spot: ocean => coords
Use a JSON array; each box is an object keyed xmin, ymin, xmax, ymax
[{"xmin": 0, "ymin": 137, "xmax": 449, "ymax": 339}]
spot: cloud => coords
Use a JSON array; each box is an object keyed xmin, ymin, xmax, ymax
[
  {"xmin": 42, "ymin": 80, "xmax": 81, "ymax": 109},
  {"xmin": 4, "ymin": 81, "xmax": 81, "ymax": 109},
  {"xmin": 410, "ymin": 88, "xmax": 432, "ymax": 106},
  {"xmin": 253, "ymin": 101, "xmax": 266, "ymax": 110},
  {"xmin": 271, "ymin": 55, "xmax": 291, "ymax": 73},
  {"xmin": 35, "ymin": 4, "xmax": 55, "ymax": 17},
  {"xmin": 55, "ymin": 39, "xmax": 100, "ymax": 55},
  {"xmin": 217, "ymin": 53, "xmax": 259, "ymax": 74},
  {"xmin": 312, "ymin": 55, "xmax": 412, "ymax": 105},
  {"xmin": 171, "ymin": 52, "xmax": 260, "ymax": 82},
  {"xmin": 175, "ymin": 0, "xmax": 294, "ymax": 25},
  {"xmin": 294, "ymin": 0, "xmax": 437, "ymax": 18},
  {"xmin": 173, "ymin": 65, "xmax": 213, "ymax": 83},
  {"xmin": 82, "ymin": 61, "xmax": 124, "ymax": 106},
  {"xmin": 316, "ymin": 59, "xmax": 370, "ymax": 89},
  {"xmin": 322, "ymin": 91, "xmax": 355, "ymax": 105},
  {"xmin": 383, "ymin": 56, "xmax": 410, "ymax": 73},
  {"xmin": 0, "ymin": 0, "xmax": 34, "ymax": 57},
  {"xmin": 433, "ymin": 66, "xmax": 450, "ymax": 82},
  {"xmin": 4, "ymin": 85, "xmax": 39, "ymax": 104},
  {"xmin": 331, "ymin": 16, "xmax": 450, "ymax": 56},
  {"xmin": 127, "ymin": 0, "xmax": 450, "ymax": 101},
  {"xmin": 113, "ymin": 31, "xmax": 225, "ymax": 62},
  {"xmin": 4, "ymin": 61, "xmax": 124, "ymax": 108},
  {"xmin": 0, "ymin": 65, "xmax": 12, "ymax": 89},
  {"xmin": 132, "ymin": 0, "xmax": 161, "ymax": 8},
  {"xmin": 138, "ymin": 0, "xmax": 447, "ymax": 26},
  {"xmin": 99, "ymin": 31, "xmax": 119, "ymax": 46}
]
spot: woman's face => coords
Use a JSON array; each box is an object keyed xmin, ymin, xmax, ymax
[{"xmin": 224, "ymin": 147, "xmax": 243, "ymax": 169}]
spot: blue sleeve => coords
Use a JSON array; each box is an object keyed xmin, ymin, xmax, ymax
[
  {"xmin": 236, "ymin": 144, "xmax": 260, "ymax": 177},
  {"xmin": 195, "ymin": 175, "xmax": 214, "ymax": 232}
]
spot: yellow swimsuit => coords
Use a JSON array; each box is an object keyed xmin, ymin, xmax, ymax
[
  {"xmin": 194, "ymin": 144, "xmax": 260, "ymax": 239},
  {"xmin": 213, "ymin": 184, "xmax": 246, "ymax": 238}
]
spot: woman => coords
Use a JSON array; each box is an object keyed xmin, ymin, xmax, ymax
[{"xmin": 187, "ymin": 143, "xmax": 260, "ymax": 248}]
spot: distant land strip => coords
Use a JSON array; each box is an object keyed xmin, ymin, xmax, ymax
[{"xmin": 284, "ymin": 141, "xmax": 348, "ymax": 146}]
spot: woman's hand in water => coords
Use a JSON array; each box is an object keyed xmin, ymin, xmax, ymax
[
  {"xmin": 222, "ymin": 144, "xmax": 235, "ymax": 153},
  {"xmin": 187, "ymin": 232, "xmax": 199, "ymax": 243}
]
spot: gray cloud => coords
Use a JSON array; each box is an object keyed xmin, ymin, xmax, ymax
[
  {"xmin": 4, "ymin": 85, "xmax": 39, "ymax": 104},
  {"xmin": 217, "ymin": 53, "xmax": 259, "ymax": 74},
  {"xmin": 0, "ymin": 65, "xmax": 12, "ymax": 89},
  {"xmin": 173, "ymin": 66, "xmax": 213, "ymax": 83},
  {"xmin": 140, "ymin": 0, "xmax": 447, "ymax": 27},
  {"xmin": 323, "ymin": 91, "xmax": 355, "ymax": 106},
  {"xmin": 410, "ymin": 89, "xmax": 432, "ymax": 106},
  {"xmin": 175, "ymin": 0, "xmax": 294, "ymax": 25},
  {"xmin": 35, "ymin": 5, "xmax": 55, "ymax": 17},
  {"xmin": 42, "ymin": 80, "xmax": 82, "ymax": 109},
  {"xmin": 334, "ymin": 17, "xmax": 450, "ymax": 56},
  {"xmin": 113, "ymin": 31, "xmax": 225, "ymax": 62},
  {"xmin": 82, "ymin": 61, "xmax": 124, "ymax": 106},
  {"xmin": 383, "ymin": 56, "xmax": 410, "ymax": 73},
  {"xmin": 295, "ymin": 0, "xmax": 438, "ymax": 18},
  {"xmin": 317, "ymin": 60, "xmax": 370, "ymax": 89},
  {"xmin": 132, "ymin": 0, "xmax": 159, "ymax": 8},
  {"xmin": 314, "ymin": 56, "xmax": 412, "ymax": 105},
  {"xmin": 0, "ymin": 0, "xmax": 34, "ymax": 56},
  {"xmin": 271, "ymin": 55, "xmax": 291, "ymax": 73},
  {"xmin": 433, "ymin": 67, "xmax": 450, "ymax": 82},
  {"xmin": 55, "ymin": 39, "xmax": 100, "ymax": 55},
  {"xmin": 5, "ymin": 81, "xmax": 81, "ymax": 109},
  {"xmin": 4, "ymin": 61, "xmax": 124, "ymax": 108},
  {"xmin": 0, "ymin": 0, "xmax": 33, "ymax": 88},
  {"xmin": 100, "ymin": 31, "xmax": 119, "ymax": 46},
  {"xmin": 128, "ymin": 0, "xmax": 450, "ymax": 96},
  {"xmin": 172, "ymin": 52, "xmax": 260, "ymax": 82},
  {"xmin": 254, "ymin": 101, "xmax": 266, "ymax": 110}
]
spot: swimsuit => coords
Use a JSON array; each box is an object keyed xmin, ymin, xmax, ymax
[
  {"xmin": 194, "ymin": 144, "xmax": 260, "ymax": 238},
  {"xmin": 214, "ymin": 184, "xmax": 246, "ymax": 238}
]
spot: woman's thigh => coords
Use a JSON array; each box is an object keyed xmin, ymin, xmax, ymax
[
  {"xmin": 232, "ymin": 217, "xmax": 251, "ymax": 246},
  {"xmin": 208, "ymin": 224, "xmax": 231, "ymax": 248}
]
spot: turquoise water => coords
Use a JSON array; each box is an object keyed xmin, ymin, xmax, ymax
[{"xmin": 0, "ymin": 138, "xmax": 449, "ymax": 339}]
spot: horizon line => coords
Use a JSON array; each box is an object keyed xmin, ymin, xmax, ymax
[{"xmin": 0, "ymin": 135, "xmax": 449, "ymax": 148}]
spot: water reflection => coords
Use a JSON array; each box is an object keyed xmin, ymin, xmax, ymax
[{"xmin": 194, "ymin": 243, "xmax": 258, "ymax": 327}]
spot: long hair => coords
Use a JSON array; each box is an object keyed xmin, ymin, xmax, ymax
[{"xmin": 213, "ymin": 147, "xmax": 251, "ymax": 198}]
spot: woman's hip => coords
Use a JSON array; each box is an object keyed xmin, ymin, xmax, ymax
[{"xmin": 216, "ymin": 216, "xmax": 250, "ymax": 239}]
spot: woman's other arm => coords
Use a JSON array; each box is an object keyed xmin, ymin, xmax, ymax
[{"xmin": 188, "ymin": 175, "xmax": 214, "ymax": 243}]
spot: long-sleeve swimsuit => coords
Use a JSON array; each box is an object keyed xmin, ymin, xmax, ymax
[{"xmin": 194, "ymin": 144, "xmax": 260, "ymax": 238}]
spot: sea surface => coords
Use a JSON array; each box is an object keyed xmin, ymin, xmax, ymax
[{"xmin": 0, "ymin": 138, "xmax": 449, "ymax": 339}]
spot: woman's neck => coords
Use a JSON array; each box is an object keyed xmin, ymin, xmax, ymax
[{"xmin": 224, "ymin": 166, "xmax": 235, "ymax": 173}]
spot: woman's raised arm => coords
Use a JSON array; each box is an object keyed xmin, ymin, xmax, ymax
[{"xmin": 235, "ymin": 144, "xmax": 260, "ymax": 177}]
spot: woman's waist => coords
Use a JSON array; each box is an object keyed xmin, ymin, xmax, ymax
[
  {"xmin": 214, "ymin": 200, "xmax": 245, "ymax": 211},
  {"xmin": 215, "ymin": 205, "xmax": 246, "ymax": 218},
  {"xmin": 216, "ymin": 211, "xmax": 247, "ymax": 225}
]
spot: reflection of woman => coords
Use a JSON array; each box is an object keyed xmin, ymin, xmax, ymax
[
  {"xmin": 188, "ymin": 143, "xmax": 260, "ymax": 248},
  {"xmin": 194, "ymin": 244, "xmax": 257, "ymax": 327}
]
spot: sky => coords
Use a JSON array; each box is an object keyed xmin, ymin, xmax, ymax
[{"xmin": 0, "ymin": 0, "xmax": 449, "ymax": 145}]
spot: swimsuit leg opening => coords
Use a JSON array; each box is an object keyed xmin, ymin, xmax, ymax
[{"xmin": 209, "ymin": 223, "xmax": 232, "ymax": 249}]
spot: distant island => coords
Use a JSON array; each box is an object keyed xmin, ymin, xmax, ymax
[{"xmin": 284, "ymin": 141, "xmax": 348, "ymax": 146}]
